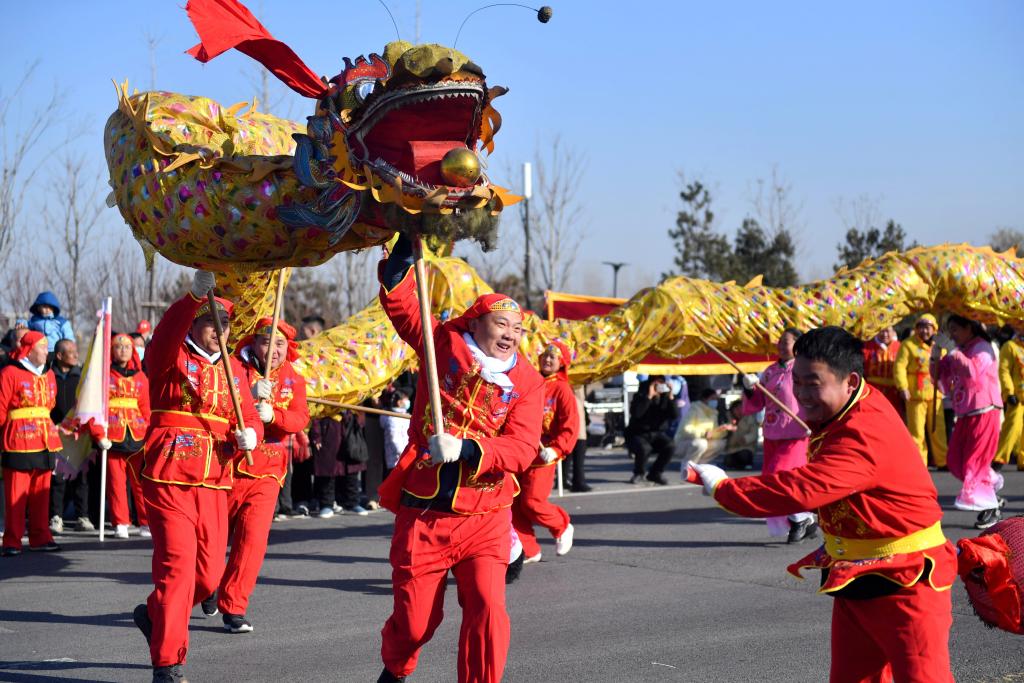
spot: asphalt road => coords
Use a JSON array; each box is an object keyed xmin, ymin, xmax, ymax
[{"xmin": 1, "ymin": 450, "xmax": 1023, "ymax": 683}]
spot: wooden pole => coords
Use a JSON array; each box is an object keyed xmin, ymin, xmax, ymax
[
  {"xmin": 309, "ymin": 397, "xmax": 411, "ymax": 420},
  {"xmin": 263, "ymin": 272, "xmax": 287, "ymax": 377},
  {"xmin": 700, "ymin": 337, "xmax": 812, "ymax": 435},
  {"xmin": 414, "ymin": 236, "xmax": 445, "ymax": 436},
  {"xmin": 207, "ymin": 290, "xmax": 254, "ymax": 466}
]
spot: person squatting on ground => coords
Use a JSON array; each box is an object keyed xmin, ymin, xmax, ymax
[
  {"xmin": 687, "ymin": 326, "xmax": 955, "ymax": 683},
  {"xmin": 93, "ymin": 333, "xmax": 151, "ymax": 539},
  {"xmin": 893, "ymin": 314, "xmax": 948, "ymax": 469},
  {"xmin": 511, "ymin": 340, "xmax": 578, "ymax": 565},
  {"xmin": 203, "ymin": 317, "xmax": 309, "ymax": 633},
  {"xmin": 994, "ymin": 323, "xmax": 1024, "ymax": 469},
  {"xmin": 0, "ymin": 331, "xmax": 62, "ymax": 555},
  {"xmin": 626, "ymin": 375, "xmax": 679, "ymax": 485},
  {"xmin": 932, "ymin": 314, "xmax": 1004, "ymax": 529},
  {"xmin": 740, "ymin": 328, "xmax": 817, "ymax": 543},
  {"xmin": 375, "ymin": 234, "xmax": 544, "ymax": 683},
  {"xmin": 131, "ymin": 270, "xmax": 262, "ymax": 683},
  {"xmin": 674, "ymin": 388, "xmax": 733, "ymax": 470}
]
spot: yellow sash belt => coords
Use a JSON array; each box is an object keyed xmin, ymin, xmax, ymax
[
  {"xmin": 9, "ymin": 406, "xmax": 50, "ymax": 420},
  {"xmin": 109, "ymin": 398, "xmax": 139, "ymax": 409},
  {"xmin": 824, "ymin": 521, "xmax": 945, "ymax": 560}
]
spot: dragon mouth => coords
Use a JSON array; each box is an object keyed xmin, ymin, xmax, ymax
[{"xmin": 350, "ymin": 80, "xmax": 488, "ymax": 202}]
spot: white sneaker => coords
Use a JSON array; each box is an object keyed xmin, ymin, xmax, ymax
[
  {"xmin": 114, "ymin": 525, "xmax": 130, "ymax": 539},
  {"xmin": 555, "ymin": 523, "xmax": 574, "ymax": 556},
  {"xmin": 49, "ymin": 516, "xmax": 63, "ymax": 534},
  {"xmin": 77, "ymin": 517, "xmax": 95, "ymax": 532},
  {"xmin": 331, "ymin": 502, "xmax": 344, "ymax": 513},
  {"xmin": 523, "ymin": 552, "xmax": 542, "ymax": 564},
  {"xmin": 318, "ymin": 507, "xmax": 335, "ymax": 519},
  {"xmin": 139, "ymin": 526, "xmax": 152, "ymax": 539}
]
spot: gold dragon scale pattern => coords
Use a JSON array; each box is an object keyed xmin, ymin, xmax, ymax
[{"xmin": 285, "ymin": 243, "xmax": 1024, "ymax": 419}]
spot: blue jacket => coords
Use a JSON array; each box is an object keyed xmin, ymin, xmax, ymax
[{"xmin": 28, "ymin": 291, "xmax": 75, "ymax": 351}]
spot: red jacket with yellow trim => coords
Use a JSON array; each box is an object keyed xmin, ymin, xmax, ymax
[
  {"xmin": 141, "ymin": 292, "xmax": 263, "ymax": 489},
  {"xmin": 0, "ymin": 364, "xmax": 62, "ymax": 453},
  {"xmin": 105, "ymin": 367, "xmax": 150, "ymax": 444},
  {"xmin": 535, "ymin": 374, "xmax": 578, "ymax": 467},
  {"xmin": 377, "ymin": 270, "xmax": 544, "ymax": 515},
  {"xmin": 233, "ymin": 354, "xmax": 309, "ymax": 484},
  {"xmin": 712, "ymin": 383, "xmax": 956, "ymax": 593}
]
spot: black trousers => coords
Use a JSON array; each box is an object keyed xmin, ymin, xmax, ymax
[
  {"xmin": 314, "ymin": 472, "xmax": 361, "ymax": 509},
  {"xmin": 49, "ymin": 471, "xmax": 89, "ymax": 520},
  {"xmin": 628, "ymin": 432, "xmax": 675, "ymax": 476},
  {"xmin": 276, "ymin": 458, "xmax": 294, "ymax": 513},
  {"xmin": 562, "ymin": 438, "xmax": 588, "ymax": 489},
  {"xmin": 291, "ymin": 457, "xmax": 314, "ymax": 507}
]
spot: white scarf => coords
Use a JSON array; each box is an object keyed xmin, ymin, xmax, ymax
[
  {"xmin": 462, "ymin": 332, "xmax": 516, "ymax": 390},
  {"xmin": 19, "ymin": 358, "xmax": 45, "ymax": 376},
  {"xmin": 185, "ymin": 335, "xmax": 221, "ymax": 363}
]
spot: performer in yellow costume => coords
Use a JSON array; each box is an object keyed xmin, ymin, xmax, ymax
[
  {"xmin": 894, "ymin": 314, "xmax": 948, "ymax": 468},
  {"xmin": 994, "ymin": 326, "xmax": 1024, "ymax": 469}
]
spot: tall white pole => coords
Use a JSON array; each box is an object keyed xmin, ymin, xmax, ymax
[{"xmin": 98, "ymin": 297, "xmax": 112, "ymax": 542}]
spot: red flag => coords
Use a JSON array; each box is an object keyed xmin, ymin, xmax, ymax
[{"xmin": 185, "ymin": 0, "xmax": 327, "ymax": 99}]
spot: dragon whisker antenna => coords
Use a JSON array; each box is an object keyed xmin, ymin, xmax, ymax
[
  {"xmin": 376, "ymin": 0, "xmax": 402, "ymax": 42},
  {"xmin": 454, "ymin": 3, "xmax": 553, "ymax": 48}
]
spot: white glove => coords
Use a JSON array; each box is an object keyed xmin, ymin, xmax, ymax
[
  {"xmin": 97, "ymin": 437, "xmax": 113, "ymax": 451},
  {"xmin": 539, "ymin": 446, "xmax": 558, "ymax": 464},
  {"xmin": 429, "ymin": 433, "xmax": 462, "ymax": 465},
  {"xmin": 234, "ymin": 427, "xmax": 257, "ymax": 451},
  {"xmin": 253, "ymin": 379, "xmax": 273, "ymax": 400},
  {"xmin": 741, "ymin": 373, "xmax": 760, "ymax": 390},
  {"xmin": 191, "ymin": 270, "xmax": 217, "ymax": 298},
  {"xmin": 685, "ymin": 463, "xmax": 728, "ymax": 496},
  {"xmin": 257, "ymin": 402, "xmax": 275, "ymax": 423}
]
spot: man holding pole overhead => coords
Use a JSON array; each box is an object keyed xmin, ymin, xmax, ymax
[
  {"xmin": 375, "ymin": 234, "xmax": 544, "ymax": 683},
  {"xmin": 131, "ymin": 270, "xmax": 262, "ymax": 683}
]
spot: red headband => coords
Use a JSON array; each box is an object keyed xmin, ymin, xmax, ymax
[
  {"xmin": 460, "ymin": 293, "xmax": 523, "ymax": 322},
  {"xmin": 112, "ymin": 333, "xmax": 143, "ymax": 372},
  {"xmin": 194, "ymin": 295, "xmax": 234, "ymax": 319},
  {"xmin": 234, "ymin": 317, "xmax": 300, "ymax": 363},
  {"xmin": 11, "ymin": 331, "xmax": 46, "ymax": 361}
]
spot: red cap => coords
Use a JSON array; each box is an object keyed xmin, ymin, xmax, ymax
[
  {"xmin": 194, "ymin": 296, "xmax": 234, "ymax": 319},
  {"xmin": 540, "ymin": 339, "xmax": 572, "ymax": 380},
  {"xmin": 136, "ymin": 320, "xmax": 152, "ymax": 335},
  {"xmin": 10, "ymin": 331, "xmax": 46, "ymax": 361},
  {"xmin": 235, "ymin": 317, "xmax": 299, "ymax": 363}
]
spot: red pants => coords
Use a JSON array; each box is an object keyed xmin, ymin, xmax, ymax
[
  {"xmin": 382, "ymin": 506, "xmax": 511, "ymax": 683},
  {"xmin": 142, "ymin": 479, "xmax": 227, "ymax": 667},
  {"xmin": 511, "ymin": 465, "xmax": 570, "ymax": 558},
  {"xmin": 2, "ymin": 467, "xmax": 54, "ymax": 550},
  {"xmin": 106, "ymin": 452, "xmax": 148, "ymax": 527},
  {"xmin": 217, "ymin": 476, "xmax": 279, "ymax": 615},
  {"xmin": 829, "ymin": 581, "xmax": 953, "ymax": 682}
]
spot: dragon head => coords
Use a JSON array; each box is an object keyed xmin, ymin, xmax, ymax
[{"xmin": 278, "ymin": 41, "xmax": 517, "ymax": 249}]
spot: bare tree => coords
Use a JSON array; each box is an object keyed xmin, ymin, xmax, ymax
[
  {"xmin": 527, "ymin": 136, "xmax": 586, "ymax": 293},
  {"xmin": 43, "ymin": 156, "xmax": 108, "ymax": 329},
  {"xmin": 749, "ymin": 165, "xmax": 804, "ymax": 240},
  {"xmin": 988, "ymin": 227, "xmax": 1024, "ymax": 257},
  {"xmin": 0, "ymin": 64, "xmax": 60, "ymax": 268},
  {"xmin": 335, "ymin": 249, "xmax": 377, "ymax": 319},
  {"xmin": 833, "ymin": 193, "xmax": 884, "ymax": 235}
]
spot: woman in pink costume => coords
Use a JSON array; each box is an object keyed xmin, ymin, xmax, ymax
[
  {"xmin": 741, "ymin": 328, "xmax": 817, "ymax": 543},
  {"xmin": 933, "ymin": 314, "xmax": 1004, "ymax": 529}
]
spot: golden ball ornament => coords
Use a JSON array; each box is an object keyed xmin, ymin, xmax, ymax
[{"xmin": 439, "ymin": 148, "xmax": 482, "ymax": 186}]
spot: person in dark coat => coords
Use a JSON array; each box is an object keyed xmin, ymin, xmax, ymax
[
  {"xmin": 48, "ymin": 339, "xmax": 92, "ymax": 533},
  {"xmin": 311, "ymin": 411, "xmax": 368, "ymax": 517},
  {"xmin": 626, "ymin": 375, "xmax": 679, "ymax": 485}
]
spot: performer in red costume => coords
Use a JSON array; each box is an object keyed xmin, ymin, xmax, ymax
[
  {"xmin": 375, "ymin": 235, "xmax": 544, "ymax": 683},
  {"xmin": 687, "ymin": 327, "xmax": 955, "ymax": 683},
  {"xmin": 208, "ymin": 317, "xmax": 308, "ymax": 633},
  {"xmin": 0, "ymin": 331, "xmax": 62, "ymax": 555},
  {"xmin": 862, "ymin": 325, "xmax": 903, "ymax": 413},
  {"xmin": 131, "ymin": 270, "xmax": 262, "ymax": 683},
  {"xmin": 92, "ymin": 333, "xmax": 151, "ymax": 539},
  {"xmin": 511, "ymin": 340, "xmax": 578, "ymax": 563}
]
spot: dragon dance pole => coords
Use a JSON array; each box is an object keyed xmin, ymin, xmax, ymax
[
  {"xmin": 413, "ymin": 236, "xmax": 446, "ymax": 437},
  {"xmin": 207, "ymin": 290, "xmax": 255, "ymax": 466},
  {"xmin": 699, "ymin": 337, "xmax": 812, "ymax": 436},
  {"xmin": 309, "ymin": 397, "xmax": 411, "ymax": 420},
  {"xmin": 263, "ymin": 272, "xmax": 287, "ymax": 377}
]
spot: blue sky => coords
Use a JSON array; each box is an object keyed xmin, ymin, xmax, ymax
[{"xmin": 2, "ymin": 1, "xmax": 1021, "ymax": 296}]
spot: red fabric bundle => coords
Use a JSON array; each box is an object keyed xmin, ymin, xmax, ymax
[{"xmin": 958, "ymin": 515, "xmax": 1024, "ymax": 634}]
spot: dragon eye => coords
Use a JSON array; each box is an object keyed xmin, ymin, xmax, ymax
[{"xmin": 353, "ymin": 81, "xmax": 376, "ymax": 103}]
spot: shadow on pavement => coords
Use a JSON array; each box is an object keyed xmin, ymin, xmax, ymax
[
  {"xmin": 0, "ymin": 609, "xmax": 136, "ymax": 629},
  {"xmin": 0, "ymin": 659, "xmax": 150, "ymax": 683},
  {"xmin": 257, "ymin": 575, "xmax": 393, "ymax": 596}
]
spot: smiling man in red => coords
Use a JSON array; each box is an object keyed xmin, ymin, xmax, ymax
[
  {"xmin": 375, "ymin": 235, "xmax": 544, "ymax": 683},
  {"xmin": 687, "ymin": 326, "xmax": 955, "ymax": 683}
]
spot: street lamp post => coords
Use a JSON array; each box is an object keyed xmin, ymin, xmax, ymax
[
  {"xmin": 522, "ymin": 162, "xmax": 532, "ymax": 310},
  {"xmin": 603, "ymin": 261, "xmax": 628, "ymax": 298}
]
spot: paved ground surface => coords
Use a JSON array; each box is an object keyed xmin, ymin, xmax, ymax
[{"xmin": 1, "ymin": 449, "xmax": 1024, "ymax": 682}]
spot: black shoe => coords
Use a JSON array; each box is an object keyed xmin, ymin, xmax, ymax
[
  {"xmin": 200, "ymin": 593, "xmax": 218, "ymax": 617},
  {"xmin": 133, "ymin": 603, "xmax": 153, "ymax": 645},
  {"xmin": 993, "ymin": 461, "xmax": 1005, "ymax": 472},
  {"xmin": 152, "ymin": 664, "xmax": 188, "ymax": 682},
  {"xmin": 645, "ymin": 472, "xmax": 668, "ymax": 486},
  {"xmin": 1, "ymin": 547, "xmax": 21, "ymax": 557},
  {"xmin": 27, "ymin": 542, "xmax": 61, "ymax": 552},
  {"xmin": 222, "ymin": 612, "xmax": 253, "ymax": 633},
  {"xmin": 936, "ymin": 465, "xmax": 949, "ymax": 472},
  {"xmin": 570, "ymin": 484, "xmax": 593, "ymax": 493},
  {"xmin": 377, "ymin": 668, "xmax": 406, "ymax": 683},
  {"xmin": 975, "ymin": 508, "xmax": 1000, "ymax": 530},
  {"xmin": 787, "ymin": 518, "xmax": 819, "ymax": 544},
  {"xmin": 505, "ymin": 551, "xmax": 525, "ymax": 585}
]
